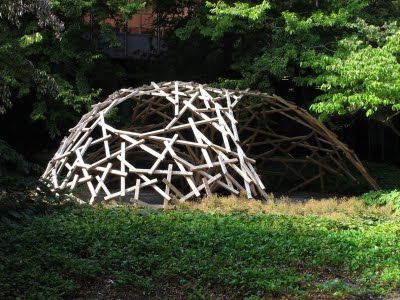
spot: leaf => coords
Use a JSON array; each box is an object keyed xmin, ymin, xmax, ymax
[{"xmin": 19, "ymin": 32, "xmax": 43, "ymax": 47}]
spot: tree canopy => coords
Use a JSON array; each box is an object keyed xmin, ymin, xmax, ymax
[
  {"xmin": 0, "ymin": 0, "xmax": 145, "ymax": 136},
  {"xmin": 176, "ymin": 0, "xmax": 400, "ymax": 128}
]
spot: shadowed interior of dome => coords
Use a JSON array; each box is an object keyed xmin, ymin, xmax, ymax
[{"xmin": 236, "ymin": 93, "xmax": 378, "ymax": 193}]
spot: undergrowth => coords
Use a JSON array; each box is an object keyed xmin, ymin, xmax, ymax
[
  {"xmin": 361, "ymin": 189, "xmax": 400, "ymax": 212},
  {"xmin": 358, "ymin": 163, "xmax": 400, "ymax": 213},
  {"xmin": 1, "ymin": 193, "xmax": 400, "ymax": 299}
]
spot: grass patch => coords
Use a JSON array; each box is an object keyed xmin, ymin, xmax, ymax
[
  {"xmin": 1, "ymin": 194, "xmax": 400, "ymax": 299},
  {"xmin": 183, "ymin": 194, "xmax": 395, "ymax": 222}
]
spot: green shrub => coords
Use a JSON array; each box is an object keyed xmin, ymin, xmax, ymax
[
  {"xmin": 361, "ymin": 189, "xmax": 400, "ymax": 212},
  {"xmin": 0, "ymin": 140, "xmax": 41, "ymax": 177}
]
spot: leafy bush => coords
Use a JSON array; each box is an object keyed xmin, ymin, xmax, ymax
[
  {"xmin": 361, "ymin": 189, "xmax": 400, "ymax": 212},
  {"xmin": 0, "ymin": 178, "xmax": 71, "ymax": 224},
  {"xmin": 359, "ymin": 162, "xmax": 400, "ymax": 213},
  {"xmin": 0, "ymin": 139, "xmax": 40, "ymax": 176}
]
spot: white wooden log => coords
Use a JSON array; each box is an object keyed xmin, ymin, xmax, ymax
[
  {"xmin": 133, "ymin": 179, "xmax": 140, "ymax": 201},
  {"xmin": 120, "ymin": 142, "xmax": 126, "ymax": 196},
  {"xmin": 164, "ymin": 164, "xmax": 173, "ymax": 209}
]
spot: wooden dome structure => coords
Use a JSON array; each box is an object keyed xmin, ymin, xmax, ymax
[
  {"xmin": 42, "ymin": 81, "xmax": 267, "ymax": 206},
  {"xmin": 42, "ymin": 81, "xmax": 377, "ymax": 206}
]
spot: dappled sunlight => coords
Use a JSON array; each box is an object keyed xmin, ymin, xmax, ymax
[{"xmin": 183, "ymin": 194, "xmax": 395, "ymax": 221}]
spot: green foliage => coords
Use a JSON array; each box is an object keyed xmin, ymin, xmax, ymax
[
  {"xmin": 303, "ymin": 26, "xmax": 400, "ymax": 120},
  {"xmin": 176, "ymin": 0, "xmax": 400, "ymax": 123},
  {"xmin": 0, "ymin": 140, "xmax": 30, "ymax": 174},
  {"xmin": 0, "ymin": 179, "xmax": 65, "ymax": 219},
  {"xmin": 0, "ymin": 139, "xmax": 41, "ymax": 176},
  {"xmin": 119, "ymin": 0, "xmax": 146, "ymax": 19},
  {"xmin": 1, "ymin": 202, "xmax": 400, "ymax": 298},
  {"xmin": 207, "ymin": 0, "xmax": 270, "ymax": 21},
  {"xmin": 176, "ymin": 1, "xmax": 270, "ymax": 41},
  {"xmin": 0, "ymin": 0, "xmax": 145, "ymax": 137},
  {"xmin": 361, "ymin": 190, "xmax": 400, "ymax": 212},
  {"xmin": 0, "ymin": 0, "xmax": 63, "ymax": 116},
  {"xmin": 19, "ymin": 32, "xmax": 44, "ymax": 47}
]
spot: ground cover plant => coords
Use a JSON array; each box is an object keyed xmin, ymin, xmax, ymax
[{"xmin": 1, "ymin": 192, "xmax": 400, "ymax": 299}]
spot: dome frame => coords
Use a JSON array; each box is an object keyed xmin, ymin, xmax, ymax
[
  {"xmin": 42, "ymin": 81, "xmax": 377, "ymax": 206},
  {"xmin": 42, "ymin": 81, "xmax": 268, "ymax": 206}
]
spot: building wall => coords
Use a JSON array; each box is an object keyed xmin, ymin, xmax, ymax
[{"xmin": 84, "ymin": 5, "xmax": 162, "ymax": 58}]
